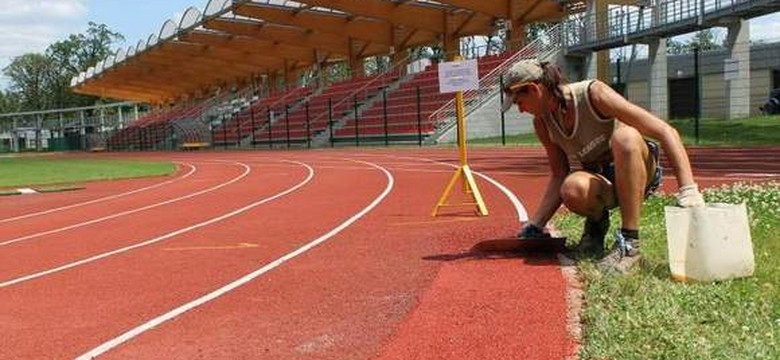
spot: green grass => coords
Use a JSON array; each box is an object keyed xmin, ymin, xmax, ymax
[
  {"xmin": 670, "ymin": 115, "xmax": 780, "ymax": 146},
  {"xmin": 467, "ymin": 132, "xmax": 541, "ymax": 146},
  {"xmin": 552, "ymin": 183, "xmax": 779, "ymax": 359},
  {"xmin": 0, "ymin": 158, "xmax": 176, "ymax": 188},
  {"xmin": 461, "ymin": 115, "xmax": 780, "ymax": 147}
]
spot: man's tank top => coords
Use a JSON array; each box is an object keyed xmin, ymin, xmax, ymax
[{"xmin": 544, "ymin": 80, "xmax": 615, "ymax": 165}]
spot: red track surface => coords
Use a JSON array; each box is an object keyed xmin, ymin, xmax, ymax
[{"xmin": 2, "ymin": 147, "xmax": 777, "ymax": 360}]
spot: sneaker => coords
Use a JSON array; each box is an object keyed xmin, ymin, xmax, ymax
[
  {"xmin": 598, "ymin": 230, "xmax": 642, "ymax": 273},
  {"xmin": 568, "ymin": 210, "xmax": 610, "ymax": 257}
]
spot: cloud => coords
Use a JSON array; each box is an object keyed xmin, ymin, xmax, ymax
[
  {"xmin": 0, "ymin": 0, "xmax": 87, "ymax": 87},
  {"xmin": 750, "ymin": 13, "xmax": 780, "ymax": 41}
]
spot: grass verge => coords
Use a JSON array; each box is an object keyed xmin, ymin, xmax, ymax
[
  {"xmin": 551, "ymin": 182, "xmax": 779, "ymax": 359},
  {"xmin": 669, "ymin": 115, "xmax": 780, "ymax": 146},
  {"xmin": 0, "ymin": 158, "xmax": 176, "ymax": 188},
  {"xmin": 459, "ymin": 115, "xmax": 780, "ymax": 147}
]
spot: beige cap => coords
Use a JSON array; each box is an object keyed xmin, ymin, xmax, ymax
[{"xmin": 502, "ymin": 60, "xmax": 544, "ymax": 112}]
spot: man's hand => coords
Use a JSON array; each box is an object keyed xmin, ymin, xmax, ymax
[
  {"xmin": 517, "ymin": 221, "xmax": 550, "ymax": 239},
  {"xmin": 676, "ymin": 183, "xmax": 705, "ymax": 207}
]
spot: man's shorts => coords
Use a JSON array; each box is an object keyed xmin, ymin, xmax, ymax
[{"xmin": 583, "ymin": 140, "xmax": 663, "ymax": 199}]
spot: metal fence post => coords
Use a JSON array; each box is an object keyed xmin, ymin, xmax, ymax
[
  {"xmin": 285, "ymin": 104, "xmax": 290, "ymax": 149},
  {"xmin": 80, "ymin": 110, "xmax": 86, "ymax": 150},
  {"xmin": 328, "ymin": 98, "xmax": 334, "ymax": 147},
  {"xmin": 694, "ymin": 45, "xmax": 700, "ymax": 144},
  {"xmin": 305, "ymin": 101, "xmax": 311, "ymax": 149},
  {"xmin": 353, "ymin": 95, "xmax": 359, "ymax": 147},
  {"xmin": 416, "ymin": 85, "xmax": 422, "ymax": 147},
  {"xmin": 267, "ymin": 106, "xmax": 273, "ymax": 149},
  {"xmin": 383, "ymin": 89, "xmax": 389, "ymax": 146},
  {"xmin": 236, "ymin": 113, "xmax": 242, "ymax": 148},
  {"xmin": 222, "ymin": 118, "xmax": 228, "ymax": 150},
  {"xmin": 499, "ymin": 75, "xmax": 506, "ymax": 145},
  {"xmin": 250, "ymin": 106, "xmax": 257, "ymax": 148}
]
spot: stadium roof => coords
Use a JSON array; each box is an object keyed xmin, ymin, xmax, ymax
[{"xmin": 71, "ymin": 0, "xmax": 575, "ymax": 103}]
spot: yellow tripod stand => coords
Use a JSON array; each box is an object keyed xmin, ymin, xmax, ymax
[{"xmin": 431, "ymin": 83, "xmax": 489, "ymax": 217}]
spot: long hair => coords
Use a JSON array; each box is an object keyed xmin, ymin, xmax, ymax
[{"xmin": 538, "ymin": 62, "xmax": 568, "ymax": 115}]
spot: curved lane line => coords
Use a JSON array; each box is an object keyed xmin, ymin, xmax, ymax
[
  {"xmin": 371, "ymin": 154, "xmax": 529, "ymax": 222},
  {"xmin": 0, "ymin": 162, "xmax": 250, "ymax": 248},
  {"xmin": 0, "ymin": 163, "xmax": 198, "ymax": 224},
  {"xmin": 71, "ymin": 159, "xmax": 394, "ymax": 360},
  {"xmin": 0, "ymin": 160, "xmax": 315, "ymax": 289}
]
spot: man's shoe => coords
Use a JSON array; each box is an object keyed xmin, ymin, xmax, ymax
[
  {"xmin": 568, "ymin": 210, "xmax": 610, "ymax": 257},
  {"xmin": 598, "ymin": 230, "xmax": 642, "ymax": 273}
]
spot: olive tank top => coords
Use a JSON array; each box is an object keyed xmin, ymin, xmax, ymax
[{"xmin": 545, "ymin": 80, "xmax": 615, "ymax": 165}]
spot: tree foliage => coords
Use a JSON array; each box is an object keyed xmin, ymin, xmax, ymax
[
  {"xmin": 1, "ymin": 22, "xmax": 124, "ymax": 113},
  {"xmin": 667, "ymin": 29, "xmax": 724, "ymax": 55}
]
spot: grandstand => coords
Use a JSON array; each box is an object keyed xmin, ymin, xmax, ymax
[
  {"xmin": 2, "ymin": 0, "xmax": 777, "ymax": 152},
  {"xmin": 65, "ymin": 0, "xmax": 570, "ymax": 149}
]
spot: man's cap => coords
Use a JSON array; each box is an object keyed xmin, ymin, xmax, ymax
[{"xmin": 501, "ymin": 60, "xmax": 544, "ymax": 113}]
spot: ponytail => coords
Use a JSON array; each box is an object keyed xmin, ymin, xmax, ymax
[{"xmin": 539, "ymin": 62, "xmax": 568, "ymax": 115}]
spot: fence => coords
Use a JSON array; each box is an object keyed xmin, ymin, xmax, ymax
[{"xmin": 0, "ymin": 102, "xmax": 145, "ymax": 152}]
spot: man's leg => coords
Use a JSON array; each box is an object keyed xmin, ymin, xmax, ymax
[
  {"xmin": 560, "ymin": 171, "xmax": 616, "ymax": 255},
  {"xmin": 611, "ymin": 125, "xmax": 654, "ymax": 230},
  {"xmin": 600, "ymin": 125, "xmax": 656, "ymax": 271}
]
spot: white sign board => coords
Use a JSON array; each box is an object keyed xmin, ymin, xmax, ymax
[
  {"xmin": 438, "ymin": 59, "xmax": 479, "ymax": 93},
  {"xmin": 724, "ymin": 58, "xmax": 739, "ymax": 81}
]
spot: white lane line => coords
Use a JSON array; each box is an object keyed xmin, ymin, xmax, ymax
[
  {"xmin": 0, "ymin": 163, "xmax": 198, "ymax": 224},
  {"xmin": 0, "ymin": 160, "xmax": 315, "ymax": 289},
  {"xmin": 368, "ymin": 154, "xmax": 528, "ymax": 222},
  {"xmin": 0, "ymin": 162, "xmax": 250, "ymax": 248},
  {"xmin": 71, "ymin": 159, "xmax": 393, "ymax": 360}
]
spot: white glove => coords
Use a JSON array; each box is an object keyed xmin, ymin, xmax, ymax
[{"xmin": 676, "ymin": 183, "xmax": 705, "ymax": 207}]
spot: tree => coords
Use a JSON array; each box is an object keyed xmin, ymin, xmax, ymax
[
  {"xmin": 3, "ymin": 53, "xmax": 56, "ymax": 111},
  {"xmin": 47, "ymin": 22, "xmax": 124, "ymax": 76},
  {"xmin": 689, "ymin": 29, "xmax": 723, "ymax": 51},
  {"xmin": 46, "ymin": 22, "xmax": 125, "ymax": 108},
  {"xmin": 1, "ymin": 22, "xmax": 124, "ymax": 113},
  {"xmin": 666, "ymin": 38, "xmax": 688, "ymax": 55},
  {"xmin": 666, "ymin": 29, "xmax": 724, "ymax": 55},
  {"xmin": 0, "ymin": 89, "xmax": 22, "ymax": 114}
]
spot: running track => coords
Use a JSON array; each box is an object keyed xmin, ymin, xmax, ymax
[{"xmin": 2, "ymin": 147, "xmax": 777, "ymax": 360}]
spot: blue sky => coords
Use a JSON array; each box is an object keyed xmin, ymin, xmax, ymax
[
  {"xmin": 0, "ymin": 0, "xmax": 205, "ymax": 88},
  {"xmin": 0, "ymin": 1, "xmax": 778, "ymax": 89}
]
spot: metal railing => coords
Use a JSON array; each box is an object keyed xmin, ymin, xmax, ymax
[
  {"xmin": 429, "ymin": 24, "xmax": 563, "ymax": 137},
  {"xmin": 563, "ymin": 0, "xmax": 780, "ymax": 50}
]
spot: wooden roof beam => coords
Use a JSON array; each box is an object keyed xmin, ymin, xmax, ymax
[
  {"xmin": 235, "ymin": 2, "xmax": 394, "ymax": 46},
  {"xmin": 205, "ymin": 18, "xmax": 351, "ymax": 55},
  {"xmin": 161, "ymin": 41, "xmax": 287, "ymax": 70},
  {"xmin": 291, "ymin": 0, "xmax": 473, "ymax": 34},
  {"xmin": 180, "ymin": 30, "xmax": 326, "ymax": 63},
  {"xmin": 433, "ymin": 0, "xmax": 508, "ymax": 18},
  {"xmin": 131, "ymin": 49, "xmax": 266, "ymax": 76},
  {"xmin": 76, "ymin": 83, "xmax": 174, "ymax": 101},
  {"xmin": 73, "ymin": 87, "xmax": 163, "ymax": 103}
]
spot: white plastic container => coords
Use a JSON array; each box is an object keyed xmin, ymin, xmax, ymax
[{"xmin": 664, "ymin": 203, "xmax": 755, "ymax": 282}]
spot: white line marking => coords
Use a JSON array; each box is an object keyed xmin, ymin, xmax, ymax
[
  {"xmin": 0, "ymin": 163, "xmax": 198, "ymax": 224},
  {"xmin": 71, "ymin": 159, "xmax": 392, "ymax": 360},
  {"xmin": 364, "ymin": 154, "xmax": 528, "ymax": 222},
  {"xmin": 0, "ymin": 163, "xmax": 247, "ymax": 248},
  {"xmin": 724, "ymin": 173, "xmax": 778, "ymax": 178},
  {"xmin": 0, "ymin": 160, "xmax": 315, "ymax": 289}
]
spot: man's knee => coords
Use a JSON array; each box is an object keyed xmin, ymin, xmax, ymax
[
  {"xmin": 560, "ymin": 174, "xmax": 591, "ymax": 207},
  {"xmin": 611, "ymin": 127, "xmax": 645, "ymax": 159}
]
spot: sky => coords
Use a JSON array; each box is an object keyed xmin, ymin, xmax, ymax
[
  {"xmin": 0, "ymin": 0, "xmax": 778, "ymax": 89},
  {"xmin": 0, "ymin": 0, "xmax": 204, "ymax": 88}
]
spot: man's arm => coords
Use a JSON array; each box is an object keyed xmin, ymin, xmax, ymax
[{"xmin": 528, "ymin": 116, "xmax": 570, "ymax": 227}]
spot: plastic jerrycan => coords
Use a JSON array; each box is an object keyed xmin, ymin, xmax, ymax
[{"xmin": 664, "ymin": 203, "xmax": 755, "ymax": 282}]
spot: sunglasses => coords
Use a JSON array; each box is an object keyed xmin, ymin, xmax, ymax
[{"xmin": 502, "ymin": 82, "xmax": 533, "ymax": 97}]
